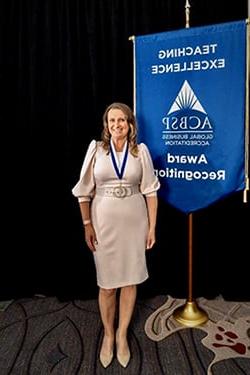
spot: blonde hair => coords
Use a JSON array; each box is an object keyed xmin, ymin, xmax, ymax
[{"xmin": 101, "ymin": 102, "xmax": 138, "ymax": 157}]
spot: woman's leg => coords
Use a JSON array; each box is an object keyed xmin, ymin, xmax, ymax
[
  {"xmin": 98, "ymin": 287, "xmax": 117, "ymax": 367},
  {"xmin": 116, "ymin": 285, "xmax": 137, "ymax": 367}
]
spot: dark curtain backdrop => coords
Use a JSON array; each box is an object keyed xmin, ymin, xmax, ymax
[{"xmin": 1, "ymin": 0, "xmax": 249, "ymax": 300}]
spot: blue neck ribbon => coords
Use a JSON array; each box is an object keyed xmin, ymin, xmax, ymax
[{"xmin": 110, "ymin": 140, "xmax": 129, "ymax": 180}]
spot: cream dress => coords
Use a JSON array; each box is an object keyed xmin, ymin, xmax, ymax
[{"xmin": 72, "ymin": 140, "xmax": 160, "ymax": 289}]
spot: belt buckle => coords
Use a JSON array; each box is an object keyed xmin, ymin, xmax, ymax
[{"xmin": 114, "ymin": 186, "xmax": 126, "ymax": 198}]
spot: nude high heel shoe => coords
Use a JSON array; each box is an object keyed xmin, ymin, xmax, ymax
[
  {"xmin": 116, "ymin": 332, "xmax": 131, "ymax": 368},
  {"xmin": 99, "ymin": 338, "xmax": 114, "ymax": 368},
  {"xmin": 100, "ymin": 350, "xmax": 114, "ymax": 368},
  {"xmin": 117, "ymin": 349, "xmax": 130, "ymax": 368}
]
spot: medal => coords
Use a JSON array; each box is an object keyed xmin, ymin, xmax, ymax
[{"xmin": 110, "ymin": 140, "xmax": 129, "ymax": 180}]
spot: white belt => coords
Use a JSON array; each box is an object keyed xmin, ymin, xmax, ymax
[{"xmin": 96, "ymin": 185, "xmax": 139, "ymax": 198}]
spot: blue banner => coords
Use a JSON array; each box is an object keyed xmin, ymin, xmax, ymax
[{"xmin": 135, "ymin": 20, "xmax": 246, "ymax": 213}]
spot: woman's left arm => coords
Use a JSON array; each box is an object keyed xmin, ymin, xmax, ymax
[{"xmin": 145, "ymin": 195, "xmax": 158, "ymax": 249}]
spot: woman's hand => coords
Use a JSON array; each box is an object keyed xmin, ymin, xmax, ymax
[
  {"xmin": 84, "ymin": 224, "xmax": 98, "ymax": 252},
  {"xmin": 146, "ymin": 227, "xmax": 156, "ymax": 250}
]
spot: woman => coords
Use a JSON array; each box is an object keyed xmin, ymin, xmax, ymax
[{"xmin": 72, "ymin": 102, "xmax": 160, "ymax": 368}]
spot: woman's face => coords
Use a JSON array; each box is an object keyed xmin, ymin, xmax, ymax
[{"xmin": 107, "ymin": 108, "xmax": 129, "ymax": 142}]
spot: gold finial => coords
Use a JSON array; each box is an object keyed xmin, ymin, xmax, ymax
[{"xmin": 185, "ymin": 0, "xmax": 191, "ymax": 28}]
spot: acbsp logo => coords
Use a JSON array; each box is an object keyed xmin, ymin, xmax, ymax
[{"xmin": 162, "ymin": 80, "xmax": 213, "ymax": 133}]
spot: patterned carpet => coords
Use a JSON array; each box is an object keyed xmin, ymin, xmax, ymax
[
  {"xmin": 145, "ymin": 295, "xmax": 250, "ymax": 375},
  {"xmin": 0, "ymin": 295, "xmax": 249, "ymax": 374}
]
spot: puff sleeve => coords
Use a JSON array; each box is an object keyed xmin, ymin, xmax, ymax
[
  {"xmin": 139, "ymin": 143, "xmax": 160, "ymax": 196},
  {"xmin": 72, "ymin": 140, "xmax": 97, "ymax": 202}
]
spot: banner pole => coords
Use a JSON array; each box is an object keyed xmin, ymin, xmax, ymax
[
  {"xmin": 173, "ymin": 212, "xmax": 208, "ymax": 326},
  {"xmin": 243, "ymin": 19, "xmax": 249, "ymax": 203},
  {"xmin": 173, "ymin": 1, "xmax": 208, "ymax": 327},
  {"xmin": 188, "ymin": 213, "xmax": 193, "ymax": 302},
  {"xmin": 129, "ymin": 35, "xmax": 136, "ymax": 113}
]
